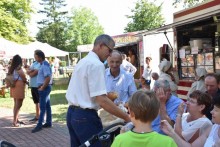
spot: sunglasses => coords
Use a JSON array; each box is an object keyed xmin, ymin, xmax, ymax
[{"xmin": 103, "ymin": 43, "xmax": 113, "ymax": 53}]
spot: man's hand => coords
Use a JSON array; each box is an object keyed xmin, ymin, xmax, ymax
[
  {"xmin": 96, "ymin": 95, "xmax": 130, "ymax": 123},
  {"xmin": 177, "ymin": 102, "xmax": 185, "ymax": 116},
  {"xmin": 156, "ymin": 87, "xmax": 168, "ymax": 104}
]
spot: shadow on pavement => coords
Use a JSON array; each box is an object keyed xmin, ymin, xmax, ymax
[{"xmin": 0, "ymin": 108, "xmax": 70, "ymax": 147}]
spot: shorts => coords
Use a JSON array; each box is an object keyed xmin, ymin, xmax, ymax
[{"xmin": 31, "ymin": 87, "xmax": 39, "ymax": 104}]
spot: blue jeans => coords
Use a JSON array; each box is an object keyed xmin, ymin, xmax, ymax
[
  {"xmin": 67, "ymin": 106, "xmax": 103, "ymax": 147},
  {"xmin": 37, "ymin": 85, "xmax": 52, "ymax": 127}
]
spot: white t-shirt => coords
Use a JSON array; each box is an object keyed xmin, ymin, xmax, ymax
[
  {"xmin": 120, "ymin": 60, "xmax": 137, "ymax": 75},
  {"xmin": 181, "ymin": 113, "xmax": 212, "ymax": 141},
  {"xmin": 204, "ymin": 124, "xmax": 220, "ymax": 147},
  {"xmin": 66, "ymin": 51, "xmax": 107, "ymax": 110},
  {"xmin": 142, "ymin": 66, "xmax": 152, "ymax": 80}
]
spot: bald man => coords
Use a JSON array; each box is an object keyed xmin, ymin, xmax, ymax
[{"xmin": 105, "ymin": 51, "xmax": 137, "ymax": 105}]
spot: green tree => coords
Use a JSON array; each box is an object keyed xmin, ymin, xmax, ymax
[
  {"xmin": 172, "ymin": 0, "xmax": 208, "ymax": 8},
  {"xmin": 125, "ymin": 0, "xmax": 165, "ymax": 32},
  {"xmin": 36, "ymin": 0, "xmax": 68, "ymax": 50},
  {"xmin": 0, "ymin": 0, "xmax": 33, "ymax": 43},
  {"xmin": 67, "ymin": 7, "xmax": 104, "ymax": 52}
]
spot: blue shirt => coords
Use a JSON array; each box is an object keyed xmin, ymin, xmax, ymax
[
  {"xmin": 105, "ymin": 68, "xmax": 137, "ymax": 104},
  {"xmin": 29, "ymin": 61, "xmax": 41, "ymax": 87},
  {"xmin": 37, "ymin": 60, "xmax": 52, "ymax": 86},
  {"xmin": 152, "ymin": 94, "xmax": 183, "ymax": 134}
]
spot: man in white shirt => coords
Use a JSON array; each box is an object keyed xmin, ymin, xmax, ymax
[
  {"xmin": 120, "ymin": 54, "xmax": 137, "ymax": 75},
  {"xmin": 66, "ymin": 34, "xmax": 130, "ymax": 147}
]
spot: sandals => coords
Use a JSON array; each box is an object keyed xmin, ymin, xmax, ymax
[
  {"xmin": 12, "ymin": 120, "xmax": 26, "ymax": 127},
  {"xmin": 12, "ymin": 123, "xmax": 21, "ymax": 127}
]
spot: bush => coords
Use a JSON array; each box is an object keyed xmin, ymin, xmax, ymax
[{"xmin": 59, "ymin": 61, "xmax": 66, "ymax": 67}]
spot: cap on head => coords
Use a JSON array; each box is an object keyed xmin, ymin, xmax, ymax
[{"xmin": 159, "ymin": 59, "xmax": 172, "ymax": 72}]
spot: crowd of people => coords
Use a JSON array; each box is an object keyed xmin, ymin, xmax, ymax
[
  {"xmin": 65, "ymin": 34, "xmax": 220, "ymax": 147},
  {"xmin": 3, "ymin": 34, "xmax": 220, "ymax": 147}
]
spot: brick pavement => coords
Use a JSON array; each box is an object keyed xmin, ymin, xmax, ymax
[{"xmin": 0, "ymin": 107, "xmax": 70, "ymax": 147}]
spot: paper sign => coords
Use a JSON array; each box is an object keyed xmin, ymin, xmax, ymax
[
  {"xmin": 191, "ymin": 47, "xmax": 198, "ymax": 54},
  {"xmin": 179, "ymin": 49, "xmax": 185, "ymax": 58}
]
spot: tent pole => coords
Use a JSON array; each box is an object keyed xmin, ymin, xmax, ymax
[{"xmin": 67, "ymin": 53, "xmax": 70, "ymax": 66}]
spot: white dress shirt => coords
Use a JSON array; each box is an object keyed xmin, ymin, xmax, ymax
[{"xmin": 66, "ymin": 51, "xmax": 107, "ymax": 110}]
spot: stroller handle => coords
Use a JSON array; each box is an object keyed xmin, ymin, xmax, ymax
[
  {"xmin": 79, "ymin": 122, "xmax": 125, "ymax": 147},
  {"xmin": 102, "ymin": 122, "xmax": 125, "ymax": 133}
]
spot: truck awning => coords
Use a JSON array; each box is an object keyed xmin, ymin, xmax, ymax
[{"xmin": 136, "ymin": 0, "xmax": 220, "ymax": 36}]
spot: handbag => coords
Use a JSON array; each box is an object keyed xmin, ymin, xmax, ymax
[{"xmin": 5, "ymin": 74, "xmax": 19, "ymax": 88}]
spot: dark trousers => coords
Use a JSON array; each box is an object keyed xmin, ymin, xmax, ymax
[{"xmin": 67, "ymin": 106, "xmax": 103, "ymax": 147}]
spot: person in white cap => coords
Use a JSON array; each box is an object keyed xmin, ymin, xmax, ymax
[
  {"xmin": 187, "ymin": 67, "xmax": 207, "ymax": 97},
  {"xmin": 157, "ymin": 59, "xmax": 178, "ymax": 96}
]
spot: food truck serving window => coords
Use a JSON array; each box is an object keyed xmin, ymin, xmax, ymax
[{"xmin": 176, "ymin": 17, "xmax": 219, "ymax": 80}]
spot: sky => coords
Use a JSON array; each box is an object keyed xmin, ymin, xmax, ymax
[{"xmin": 29, "ymin": 0, "xmax": 181, "ymax": 37}]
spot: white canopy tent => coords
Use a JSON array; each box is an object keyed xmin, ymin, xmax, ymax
[
  {"xmin": 26, "ymin": 41, "xmax": 69, "ymax": 57},
  {"xmin": 0, "ymin": 38, "xmax": 28, "ymax": 58},
  {"xmin": 0, "ymin": 38, "xmax": 69, "ymax": 59}
]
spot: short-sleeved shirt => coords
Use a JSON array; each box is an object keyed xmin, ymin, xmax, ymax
[
  {"xmin": 29, "ymin": 61, "xmax": 41, "ymax": 87},
  {"xmin": 152, "ymin": 94, "xmax": 183, "ymax": 134},
  {"xmin": 111, "ymin": 131, "xmax": 177, "ymax": 147},
  {"xmin": 181, "ymin": 113, "xmax": 212, "ymax": 141},
  {"xmin": 105, "ymin": 68, "xmax": 137, "ymax": 104},
  {"xmin": 66, "ymin": 51, "xmax": 107, "ymax": 110},
  {"xmin": 37, "ymin": 60, "xmax": 52, "ymax": 86}
]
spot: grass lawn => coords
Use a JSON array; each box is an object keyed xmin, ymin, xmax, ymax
[{"xmin": 0, "ymin": 84, "xmax": 68, "ymax": 123}]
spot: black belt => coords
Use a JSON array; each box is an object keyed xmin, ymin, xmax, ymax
[{"xmin": 69, "ymin": 105, "xmax": 96, "ymax": 112}]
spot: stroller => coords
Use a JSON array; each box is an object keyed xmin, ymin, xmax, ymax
[{"xmin": 79, "ymin": 122, "xmax": 125, "ymax": 147}]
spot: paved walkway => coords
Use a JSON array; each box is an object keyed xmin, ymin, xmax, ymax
[{"xmin": 0, "ymin": 107, "xmax": 70, "ymax": 147}]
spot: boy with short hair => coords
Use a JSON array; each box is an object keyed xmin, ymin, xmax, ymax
[{"xmin": 111, "ymin": 89, "xmax": 177, "ymax": 147}]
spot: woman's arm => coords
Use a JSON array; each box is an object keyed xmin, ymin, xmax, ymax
[
  {"xmin": 174, "ymin": 103, "xmax": 185, "ymax": 139},
  {"xmin": 161, "ymin": 120, "xmax": 211, "ymax": 147},
  {"xmin": 17, "ymin": 69, "xmax": 27, "ymax": 83}
]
